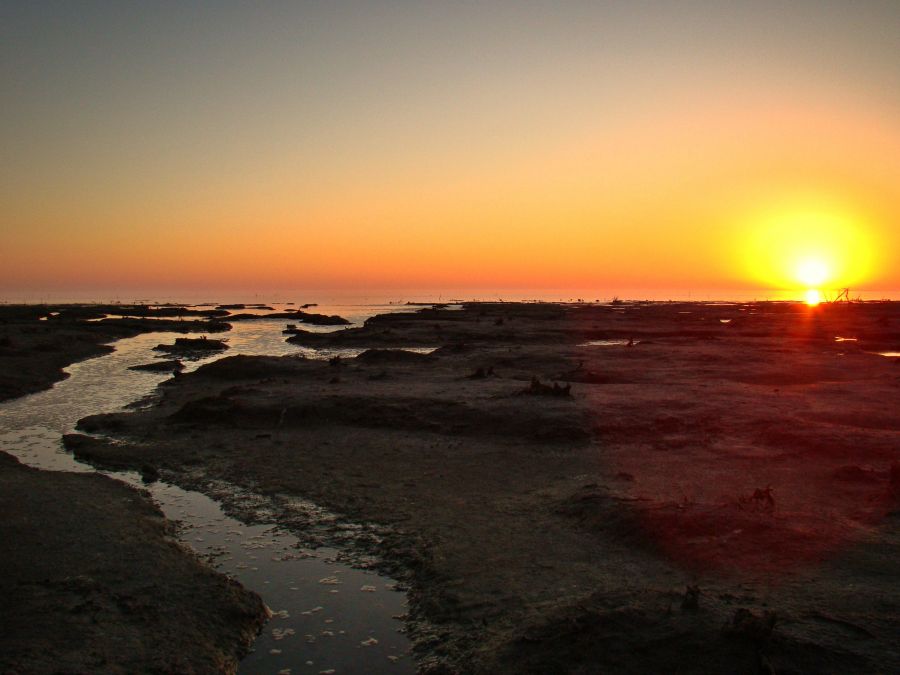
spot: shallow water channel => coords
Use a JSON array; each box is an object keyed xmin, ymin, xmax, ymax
[{"xmin": 0, "ymin": 306, "xmax": 419, "ymax": 674}]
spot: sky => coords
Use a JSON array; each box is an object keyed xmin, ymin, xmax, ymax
[{"xmin": 2, "ymin": 1, "xmax": 899, "ymax": 298}]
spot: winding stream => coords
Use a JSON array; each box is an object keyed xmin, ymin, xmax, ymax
[{"xmin": 0, "ymin": 305, "xmax": 418, "ymax": 674}]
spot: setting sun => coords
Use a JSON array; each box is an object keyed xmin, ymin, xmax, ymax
[
  {"xmin": 1, "ymin": 4, "xmax": 900, "ymax": 674},
  {"xmin": 804, "ymin": 288, "xmax": 822, "ymax": 306},
  {"xmin": 796, "ymin": 259, "xmax": 829, "ymax": 288},
  {"xmin": 740, "ymin": 195, "xmax": 878, "ymax": 297}
]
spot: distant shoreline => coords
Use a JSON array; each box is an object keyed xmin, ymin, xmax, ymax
[{"xmin": 2, "ymin": 287, "xmax": 900, "ymax": 305}]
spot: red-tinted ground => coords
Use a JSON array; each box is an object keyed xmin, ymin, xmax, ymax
[{"xmin": 569, "ymin": 301, "xmax": 900, "ymax": 576}]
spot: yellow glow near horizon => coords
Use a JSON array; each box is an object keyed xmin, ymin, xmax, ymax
[
  {"xmin": 804, "ymin": 289, "xmax": 822, "ymax": 306},
  {"xmin": 741, "ymin": 197, "xmax": 877, "ymax": 294},
  {"xmin": 2, "ymin": 6, "xmax": 900, "ymax": 294}
]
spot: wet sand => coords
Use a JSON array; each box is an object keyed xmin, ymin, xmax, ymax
[
  {"xmin": 64, "ymin": 300, "xmax": 900, "ymax": 673},
  {"xmin": 0, "ymin": 451, "xmax": 267, "ymax": 674}
]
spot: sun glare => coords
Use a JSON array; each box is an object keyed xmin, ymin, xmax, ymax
[
  {"xmin": 795, "ymin": 259, "xmax": 829, "ymax": 288},
  {"xmin": 741, "ymin": 196, "xmax": 876, "ymax": 295},
  {"xmin": 804, "ymin": 289, "xmax": 822, "ymax": 306}
]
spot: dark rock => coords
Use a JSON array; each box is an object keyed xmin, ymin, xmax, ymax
[
  {"xmin": 139, "ymin": 464, "xmax": 160, "ymax": 483},
  {"xmin": 725, "ymin": 608, "xmax": 777, "ymax": 643},
  {"xmin": 129, "ymin": 360, "xmax": 184, "ymax": 373},
  {"xmin": 0, "ymin": 451, "xmax": 267, "ymax": 673},
  {"xmin": 681, "ymin": 584, "xmax": 701, "ymax": 611},
  {"xmin": 521, "ymin": 376, "xmax": 571, "ymax": 397},
  {"xmin": 356, "ymin": 349, "xmax": 434, "ymax": 364},
  {"xmin": 154, "ymin": 337, "xmax": 228, "ymax": 356}
]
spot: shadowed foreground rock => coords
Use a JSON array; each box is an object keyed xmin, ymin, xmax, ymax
[{"xmin": 0, "ymin": 452, "xmax": 267, "ymax": 674}]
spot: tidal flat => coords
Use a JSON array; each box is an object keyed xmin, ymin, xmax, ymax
[
  {"xmin": 2, "ymin": 300, "xmax": 900, "ymax": 673},
  {"xmin": 0, "ymin": 302, "xmax": 900, "ymax": 673}
]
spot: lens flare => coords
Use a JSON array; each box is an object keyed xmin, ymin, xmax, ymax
[{"xmin": 804, "ymin": 288, "xmax": 822, "ymax": 306}]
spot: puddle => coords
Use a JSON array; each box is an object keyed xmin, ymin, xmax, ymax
[
  {"xmin": 296, "ymin": 346, "xmax": 437, "ymax": 362},
  {"xmin": 150, "ymin": 479, "xmax": 412, "ymax": 674},
  {"xmin": 0, "ymin": 306, "xmax": 417, "ymax": 673},
  {"xmin": 85, "ymin": 313, "xmax": 215, "ymax": 322},
  {"xmin": 580, "ymin": 339, "xmax": 639, "ymax": 347}
]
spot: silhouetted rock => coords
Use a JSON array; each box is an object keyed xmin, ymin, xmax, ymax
[
  {"xmin": 233, "ymin": 310, "xmax": 349, "ymax": 325},
  {"xmin": 356, "ymin": 349, "xmax": 434, "ymax": 364},
  {"xmin": 129, "ymin": 359, "xmax": 184, "ymax": 373},
  {"xmin": 154, "ymin": 337, "xmax": 228, "ymax": 356},
  {"xmin": 294, "ymin": 311, "xmax": 350, "ymax": 325}
]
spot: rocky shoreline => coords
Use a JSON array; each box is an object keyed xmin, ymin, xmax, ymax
[
  {"xmin": 0, "ymin": 451, "xmax": 268, "ymax": 674},
  {"xmin": 0, "ymin": 304, "xmax": 229, "ymax": 402},
  {"xmin": 0, "ymin": 303, "xmax": 276, "ymax": 673},
  {"xmin": 62, "ymin": 300, "xmax": 900, "ymax": 673}
]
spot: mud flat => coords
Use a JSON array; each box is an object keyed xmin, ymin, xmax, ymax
[
  {"xmin": 0, "ymin": 451, "xmax": 267, "ymax": 674},
  {"xmin": 0, "ymin": 304, "xmax": 230, "ymax": 402},
  {"xmin": 68, "ymin": 301, "xmax": 900, "ymax": 673}
]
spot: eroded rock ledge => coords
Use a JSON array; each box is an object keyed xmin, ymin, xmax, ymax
[{"xmin": 0, "ymin": 452, "xmax": 268, "ymax": 674}]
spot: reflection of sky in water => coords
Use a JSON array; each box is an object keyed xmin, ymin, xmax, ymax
[
  {"xmin": 580, "ymin": 339, "xmax": 638, "ymax": 347},
  {"xmin": 0, "ymin": 303, "xmax": 420, "ymax": 673},
  {"xmin": 85, "ymin": 313, "xmax": 213, "ymax": 322}
]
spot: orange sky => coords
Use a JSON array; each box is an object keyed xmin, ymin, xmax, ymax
[{"xmin": 2, "ymin": 3, "xmax": 898, "ymax": 297}]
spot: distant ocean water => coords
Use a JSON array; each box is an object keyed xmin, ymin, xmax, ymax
[{"xmin": 1, "ymin": 287, "xmax": 898, "ymax": 305}]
